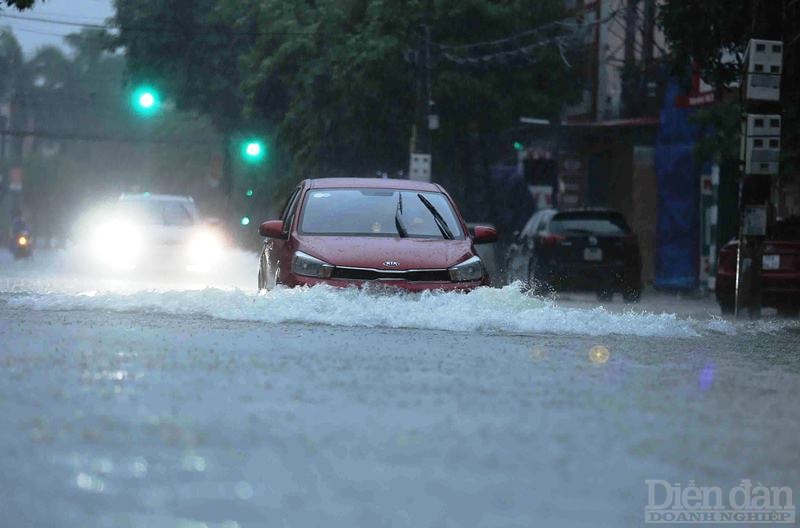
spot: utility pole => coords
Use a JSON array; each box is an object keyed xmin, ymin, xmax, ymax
[
  {"xmin": 621, "ymin": 0, "xmax": 639, "ymax": 118},
  {"xmin": 408, "ymin": 0, "xmax": 434, "ymax": 182},
  {"xmin": 735, "ymin": 2, "xmax": 784, "ymax": 318},
  {"xmin": 641, "ymin": 0, "xmax": 655, "ymax": 67}
]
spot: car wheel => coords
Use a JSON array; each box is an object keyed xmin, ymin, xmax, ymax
[
  {"xmin": 505, "ymin": 252, "xmax": 528, "ymax": 285},
  {"xmin": 597, "ymin": 290, "xmax": 614, "ymax": 302},
  {"xmin": 527, "ymin": 258, "xmax": 553, "ymax": 296},
  {"xmin": 719, "ymin": 299, "xmax": 735, "ymax": 315},
  {"xmin": 622, "ymin": 285, "xmax": 641, "ymax": 303}
]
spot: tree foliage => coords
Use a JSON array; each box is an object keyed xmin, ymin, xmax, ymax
[
  {"xmin": 113, "ymin": 0, "xmax": 253, "ymax": 135},
  {"xmin": 657, "ymin": 0, "xmax": 753, "ymax": 92},
  {"xmin": 0, "ymin": 27, "xmax": 223, "ymax": 238},
  {"xmin": 114, "ymin": 0, "xmax": 580, "ymax": 183},
  {"xmin": 659, "ymin": 0, "xmax": 800, "ymax": 174}
]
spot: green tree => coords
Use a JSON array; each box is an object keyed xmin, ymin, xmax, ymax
[
  {"xmin": 658, "ymin": 0, "xmax": 799, "ymax": 175},
  {"xmin": 113, "ymin": 0, "xmax": 581, "ymax": 220},
  {"xmin": 657, "ymin": 0, "xmax": 753, "ymax": 93},
  {"xmin": 113, "ymin": 0, "xmax": 253, "ymax": 135},
  {"xmin": 242, "ymin": 0, "xmax": 576, "ymax": 179}
]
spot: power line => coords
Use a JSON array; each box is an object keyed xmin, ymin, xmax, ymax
[
  {"xmin": 411, "ymin": 4, "xmax": 627, "ymax": 71},
  {"xmin": 2, "ymin": 25, "xmax": 71, "ymax": 38},
  {"xmin": 0, "ymin": 12, "xmax": 315, "ymax": 37},
  {"xmin": 417, "ymin": 5, "xmax": 626, "ymax": 53}
]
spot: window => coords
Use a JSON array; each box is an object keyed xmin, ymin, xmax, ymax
[
  {"xmin": 299, "ymin": 188, "xmax": 463, "ymax": 238},
  {"xmin": 281, "ymin": 187, "xmax": 302, "ymax": 235},
  {"xmin": 119, "ymin": 200, "xmax": 195, "ymax": 226},
  {"xmin": 549, "ymin": 211, "xmax": 630, "ymax": 235}
]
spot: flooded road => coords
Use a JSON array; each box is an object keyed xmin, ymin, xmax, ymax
[{"xmin": 1, "ymin": 250, "xmax": 799, "ymax": 527}]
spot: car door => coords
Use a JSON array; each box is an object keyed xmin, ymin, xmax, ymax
[
  {"xmin": 528, "ymin": 210, "xmax": 556, "ymax": 275},
  {"xmin": 265, "ymin": 185, "xmax": 302, "ymax": 284},
  {"xmin": 505, "ymin": 211, "xmax": 543, "ymax": 283}
]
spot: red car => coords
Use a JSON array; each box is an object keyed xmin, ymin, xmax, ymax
[
  {"xmin": 257, "ymin": 178, "xmax": 498, "ymax": 291},
  {"xmin": 715, "ymin": 218, "xmax": 800, "ymax": 316}
]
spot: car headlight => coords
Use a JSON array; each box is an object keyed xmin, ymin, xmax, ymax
[
  {"xmin": 448, "ymin": 255, "xmax": 484, "ymax": 282},
  {"xmin": 188, "ymin": 230, "xmax": 223, "ymax": 265},
  {"xmin": 292, "ymin": 251, "xmax": 333, "ymax": 278},
  {"xmin": 92, "ymin": 220, "xmax": 142, "ymax": 268}
]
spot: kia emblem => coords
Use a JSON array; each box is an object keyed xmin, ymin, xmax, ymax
[{"xmin": 383, "ymin": 260, "xmax": 400, "ymax": 267}]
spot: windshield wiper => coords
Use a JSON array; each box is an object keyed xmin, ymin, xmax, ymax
[
  {"xmin": 395, "ymin": 192, "xmax": 408, "ymax": 238},
  {"xmin": 417, "ymin": 193, "xmax": 454, "ymax": 240}
]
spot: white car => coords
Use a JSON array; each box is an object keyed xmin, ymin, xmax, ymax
[{"xmin": 90, "ymin": 193, "xmax": 224, "ymax": 273}]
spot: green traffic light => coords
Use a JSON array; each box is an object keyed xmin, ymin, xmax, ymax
[
  {"xmin": 131, "ymin": 86, "xmax": 160, "ymax": 116},
  {"xmin": 513, "ymin": 141, "xmax": 524, "ymax": 151},
  {"xmin": 246, "ymin": 143, "xmax": 261, "ymax": 157},
  {"xmin": 245, "ymin": 189, "xmax": 254, "ymax": 197},
  {"xmin": 139, "ymin": 92, "xmax": 155, "ymax": 108},
  {"xmin": 240, "ymin": 216, "xmax": 251, "ymax": 226},
  {"xmin": 241, "ymin": 139, "xmax": 266, "ymax": 163}
]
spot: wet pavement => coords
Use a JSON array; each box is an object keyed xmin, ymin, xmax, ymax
[{"xmin": 1, "ymin": 299, "xmax": 799, "ymax": 527}]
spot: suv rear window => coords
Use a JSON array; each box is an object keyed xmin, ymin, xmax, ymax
[
  {"xmin": 549, "ymin": 211, "xmax": 630, "ymax": 235},
  {"xmin": 772, "ymin": 218, "xmax": 800, "ymax": 240}
]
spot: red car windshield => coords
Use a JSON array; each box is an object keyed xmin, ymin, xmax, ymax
[{"xmin": 299, "ymin": 188, "xmax": 464, "ymax": 238}]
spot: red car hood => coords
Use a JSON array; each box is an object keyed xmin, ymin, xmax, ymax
[{"xmin": 298, "ymin": 235, "xmax": 474, "ymax": 270}]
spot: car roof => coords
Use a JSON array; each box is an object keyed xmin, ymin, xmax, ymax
[
  {"xmin": 545, "ymin": 207, "xmax": 622, "ymax": 214},
  {"xmin": 306, "ymin": 178, "xmax": 442, "ymax": 192},
  {"xmin": 119, "ymin": 193, "xmax": 194, "ymax": 203}
]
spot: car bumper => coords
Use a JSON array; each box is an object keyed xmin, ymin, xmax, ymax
[
  {"xmin": 287, "ymin": 274, "xmax": 487, "ymax": 292},
  {"xmin": 95, "ymin": 245, "xmax": 219, "ymax": 274},
  {"xmin": 536, "ymin": 263, "xmax": 640, "ymax": 290},
  {"xmin": 717, "ymin": 270, "xmax": 800, "ymax": 307}
]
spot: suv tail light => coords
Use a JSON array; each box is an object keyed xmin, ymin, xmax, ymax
[
  {"xmin": 717, "ymin": 246, "xmax": 738, "ymax": 273},
  {"xmin": 538, "ymin": 234, "xmax": 565, "ymax": 246}
]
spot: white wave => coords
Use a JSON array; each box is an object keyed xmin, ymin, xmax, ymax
[
  {"xmin": 5, "ymin": 249, "xmax": 797, "ymax": 338},
  {"xmin": 7, "ymin": 283, "xmax": 703, "ymax": 338}
]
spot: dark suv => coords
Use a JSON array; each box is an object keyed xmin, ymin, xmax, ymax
[{"xmin": 505, "ymin": 208, "xmax": 642, "ymax": 301}]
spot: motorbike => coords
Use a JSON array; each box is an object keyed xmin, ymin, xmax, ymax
[{"xmin": 10, "ymin": 230, "xmax": 33, "ymax": 259}]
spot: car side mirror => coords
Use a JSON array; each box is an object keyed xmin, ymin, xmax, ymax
[
  {"xmin": 259, "ymin": 220, "xmax": 285, "ymax": 239},
  {"xmin": 472, "ymin": 225, "xmax": 498, "ymax": 244}
]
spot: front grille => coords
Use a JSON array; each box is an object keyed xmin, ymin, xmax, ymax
[{"xmin": 331, "ymin": 266, "xmax": 451, "ymax": 282}]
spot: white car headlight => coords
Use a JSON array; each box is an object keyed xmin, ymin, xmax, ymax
[
  {"xmin": 292, "ymin": 251, "xmax": 333, "ymax": 278},
  {"xmin": 188, "ymin": 230, "xmax": 223, "ymax": 266},
  {"xmin": 448, "ymin": 255, "xmax": 484, "ymax": 282},
  {"xmin": 92, "ymin": 220, "xmax": 142, "ymax": 269}
]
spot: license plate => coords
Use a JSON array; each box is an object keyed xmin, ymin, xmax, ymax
[
  {"xmin": 583, "ymin": 247, "xmax": 603, "ymax": 262},
  {"xmin": 762, "ymin": 254, "xmax": 780, "ymax": 270}
]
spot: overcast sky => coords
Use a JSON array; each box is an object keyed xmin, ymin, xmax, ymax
[{"xmin": 0, "ymin": 0, "xmax": 114, "ymax": 56}]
